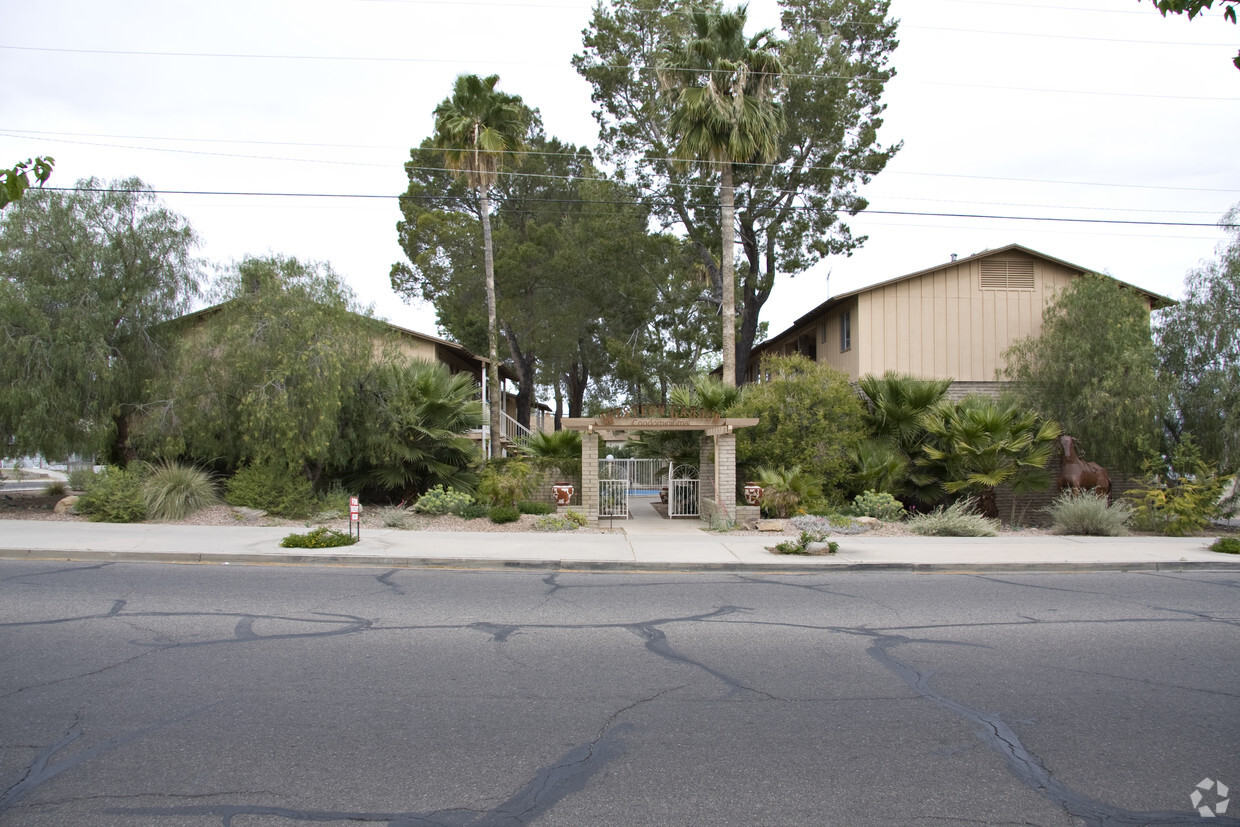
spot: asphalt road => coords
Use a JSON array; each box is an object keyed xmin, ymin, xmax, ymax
[{"xmin": 1, "ymin": 561, "xmax": 1237, "ymax": 826}]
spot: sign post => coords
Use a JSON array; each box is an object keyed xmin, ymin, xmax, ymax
[{"xmin": 349, "ymin": 496, "xmax": 360, "ymax": 540}]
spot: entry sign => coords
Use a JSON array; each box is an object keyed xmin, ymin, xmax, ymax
[{"xmin": 349, "ymin": 496, "xmax": 360, "ymax": 523}]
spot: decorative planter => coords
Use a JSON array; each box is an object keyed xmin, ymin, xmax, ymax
[
  {"xmin": 552, "ymin": 483, "xmax": 574, "ymax": 507},
  {"xmin": 659, "ymin": 487, "xmax": 669, "ymax": 504},
  {"xmin": 743, "ymin": 482, "xmax": 764, "ymax": 506}
]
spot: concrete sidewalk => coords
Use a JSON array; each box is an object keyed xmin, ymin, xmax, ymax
[{"xmin": 0, "ymin": 514, "xmax": 1237, "ymax": 573}]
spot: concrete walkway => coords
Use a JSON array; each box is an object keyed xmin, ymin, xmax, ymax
[{"xmin": 1, "ymin": 495, "xmax": 1237, "ymax": 573}]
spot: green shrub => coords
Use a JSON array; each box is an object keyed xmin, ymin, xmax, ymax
[
  {"xmin": 67, "ymin": 468, "xmax": 98, "ymax": 491},
  {"xmin": 279, "ymin": 527, "xmax": 358, "ymax": 548},
  {"xmin": 43, "ymin": 480, "xmax": 68, "ymax": 497},
  {"xmin": 518, "ymin": 500, "xmax": 554, "ymax": 515},
  {"xmin": 457, "ymin": 503, "xmax": 491, "ymax": 520},
  {"xmin": 143, "ymin": 461, "xmax": 220, "ymax": 521},
  {"xmin": 488, "ymin": 505, "xmax": 521, "ymax": 524},
  {"xmin": 317, "ymin": 481, "xmax": 352, "ymax": 518},
  {"xmin": 851, "ymin": 490, "xmax": 905, "ymax": 521},
  {"xmin": 412, "ymin": 485, "xmax": 475, "ymax": 515},
  {"xmin": 771, "ymin": 531, "xmax": 839, "ymax": 555},
  {"xmin": 1124, "ymin": 438, "xmax": 1231, "ymax": 536},
  {"xmin": 533, "ymin": 511, "xmax": 588, "ymax": 531},
  {"xmin": 1043, "ymin": 492, "xmax": 1131, "ymax": 536},
  {"xmin": 907, "ymin": 497, "xmax": 1000, "ymax": 537},
  {"xmin": 1210, "ymin": 537, "xmax": 1240, "ymax": 554},
  {"xmin": 790, "ymin": 514, "xmax": 867, "ymax": 538},
  {"xmin": 77, "ymin": 466, "xmax": 148, "ymax": 523},
  {"xmin": 225, "ymin": 462, "xmax": 317, "ymax": 519},
  {"xmin": 477, "ymin": 459, "xmax": 537, "ymax": 507}
]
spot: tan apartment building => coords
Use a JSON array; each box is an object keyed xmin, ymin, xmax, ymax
[{"xmin": 746, "ymin": 244, "xmax": 1172, "ymax": 397}]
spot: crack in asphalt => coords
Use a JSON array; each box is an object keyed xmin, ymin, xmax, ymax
[
  {"xmin": 0, "ymin": 562, "xmax": 115, "ymax": 583},
  {"xmin": 0, "ymin": 704, "xmax": 219, "ymax": 814},
  {"xmin": 376, "ymin": 569, "xmax": 405, "ymax": 596},
  {"xmin": 866, "ymin": 634, "xmax": 1239, "ymax": 826}
]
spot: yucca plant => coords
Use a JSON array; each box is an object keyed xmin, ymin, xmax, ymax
[{"xmin": 144, "ymin": 461, "xmax": 220, "ymax": 522}]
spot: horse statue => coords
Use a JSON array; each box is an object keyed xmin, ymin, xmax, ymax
[{"xmin": 1057, "ymin": 435, "xmax": 1111, "ymax": 498}]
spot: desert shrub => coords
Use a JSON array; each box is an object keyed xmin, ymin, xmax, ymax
[
  {"xmin": 533, "ymin": 511, "xmax": 588, "ymax": 532},
  {"xmin": 279, "ymin": 526, "xmax": 358, "ymax": 548},
  {"xmin": 756, "ymin": 465, "xmax": 825, "ymax": 518},
  {"xmin": 1043, "ymin": 492, "xmax": 1132, "ymax": 536},
  {"xmin": 790, "ymin": 514, "xmax": 867, "ymax": 538},
  {"xmin": 67, "ymin": 468, "xmax": 98, "ymax": 491},
  {"xmin": 374, "ymin": 506, "xmax": 418, "ymax": 529},
  {"xmin": 457, "ymin": 503, "xmax": 490, "ymax": 520},
  {"xmin": 43, "ymin": 480, "xmax": 68, "ymax": 497},
  {"xmin": 907, "ymin": 497, "xmax": 1000, "ymax": 537},
  {"xmin": 143, "ymin": 461, "xmax": 220, "ymax": 521},
  {"xmin": 77, "ymin": 466, "xmax": 148, "ymax": 523},
  {"xmin": 1210, "ymin": 537, "xmax": 1240, "ymax": 554},
  {"xmin": 772, "ymin": 532, "xmax": 839, "ymax": 555},
  {"xmin": 1125, "ymin": 438, "xmax": 1230, "ymax": 536},
  {"xmin": 488, "ymin": 505, "xmax": 521, "ymax": 524},
  {"xmin": 225, "ymin": 462, "xmax": 317, "ymax": 519},
  {"xmin": 477, "ymin": 459, "xmax": 537, "ymax": 507},
  {"xmin": 412, "ymin": 485, "xmax": 474, "ymax": 515},
  {"xmin": 851, "ymin": 490, "xmax": 905, "ymax": 521},
  {"xmin": 518, "ymin": 500, "xmax": 554, "ymax": 515}
]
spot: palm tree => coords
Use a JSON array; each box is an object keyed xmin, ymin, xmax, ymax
[
  {"xmin": 431, "ymin": 74, "xmax": 530, "ymax": 457},
  {"xmin": 916, "ymin": 395, "xmax": 1061, "ymax": 522},
  {"xmin": 659, "ymin": 5, "xmax": 784, "ymax": 387}
]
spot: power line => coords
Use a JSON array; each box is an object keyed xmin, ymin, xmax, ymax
[{"xmin": 40, "ymin": 185, "xmax": 1239, "ymax": 228}]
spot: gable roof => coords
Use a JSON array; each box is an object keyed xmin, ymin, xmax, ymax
[{"xmin": 756, "ymin": 244, "xmax": 1175, "ymax": 355}]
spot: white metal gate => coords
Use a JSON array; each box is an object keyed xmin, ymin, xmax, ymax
[
  {"xmin": 599, "ymin": 458, "xmax": 669, "ymax": 492},
  {"xmin": 668, "ymin": 464, "xmax": 700, "ymax": 517},
  {"xmin": 598, "ymin": 479, "xmax": 629, "ymax": 519}
]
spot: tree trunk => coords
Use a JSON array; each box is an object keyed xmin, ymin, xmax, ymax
[
  {"xmin": 553, "ymin": 379, "xmax": 563, "ymax": 432},
  {"xmin": 720, "ymin": 162, "xmax": 736, "ymax": 387},
  {"xmin": 503, "ymin": 323, "xmax": 536, "ymax": 430},
  {"xmin": 480, "ymin": 189, "xmax": 503, "ymax": 459},
  {"xmin": 565, "ymin": 358, "xmax": 588, "ymax": 418}
]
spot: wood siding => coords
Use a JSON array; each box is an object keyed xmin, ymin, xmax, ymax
[{"xmin": 855, "ymin": 252, "xmax": 1079, "ymax": 382}]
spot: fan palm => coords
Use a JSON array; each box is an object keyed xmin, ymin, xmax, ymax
[
  {"xmin": 431, "ymin": 74, "xmax": 530, "ymax": 457},
  {"xmin": 659, "ymin": 5, "xmax": 784, "ymax": 387},
  {"xmin": 916, "ymin": 395, "xmax": 1061, "ymax": 521}
]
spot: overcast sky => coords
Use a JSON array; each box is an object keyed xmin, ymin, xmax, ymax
[{"xmin": 3, "ymin": 0, "xmax": 1238, "ymax": 341}]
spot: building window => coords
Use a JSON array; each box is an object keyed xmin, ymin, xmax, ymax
[{"xmin": 840, "ymin": 311, "xmax": 851, "ymax": 352}]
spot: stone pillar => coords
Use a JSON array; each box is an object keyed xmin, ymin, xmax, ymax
[
  {"xmin": 698, "ymin": 435, "xmax": 715, "ymax": 503},
  {"xmin": 716, "ymin": 432, "xmax": 737, "ymax": 526},
  {"xmin": 582, "ymin": 430, "xmax": 599, "ymax": 522}
]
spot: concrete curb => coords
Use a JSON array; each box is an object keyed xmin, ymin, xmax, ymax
[{"xmin": 4, "ymin": 548, "xmax": 1239, "ymax": 574}]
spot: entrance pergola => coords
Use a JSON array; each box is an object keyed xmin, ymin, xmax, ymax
[{"xmin": 562, "ymin": 414, "xmax": 759, "ymax": 525}]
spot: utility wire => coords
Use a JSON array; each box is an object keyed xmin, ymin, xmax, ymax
[{"xmin": 41, "ymin": 185, "xmax": 1239, "ymax": 228}]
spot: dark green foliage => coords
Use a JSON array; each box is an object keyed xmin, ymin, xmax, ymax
[
  {"xmin": 916, "ymin": 394, "xmax": 1060, "ymax": 521},
  {"xmin": 457, "ymin": 503, "xmax": 491, "ymax": 520},
  {"xmin": 0, "ymin": 156, "xmax": 54, "ymax": 209},
  {"xmin": 854, "ymin": 372, "xmax": 953, "ymax": 502},
  {"xmin": 225, "ymin": 462, "xmax": 317, "ymax": 519},
  {"xmin": 338, "ymin": 360, "xmax": 482, "ymax": 500},
  {"xmin": 488, "ymin": 505, "xmax": 521, "ymax": 524},
  {"xmin": 525, "ymin": 429, "xmax": 582, "ymax": 475},
  {"xmin": 1211, "ymin": 537, "xmax": 1240, "ymax": 554},
  {"xmin": 477, "ymin": 458, "xmax": 537, "ymax": 507},
  {"xmin": 0, "ymin": 178, "xmax": 199, "ymax": 461},
  {"xmin": 279, "ymin": 527, "xmax": 358, "ymax": 549},
  {"xmin": 518, "ymin": 501, "xmax": 554, "ymax": 515},
  {"xmin": 732, "ymin": 355, "xmax": 867, "ymax": 500},
  {"xmin": 67, "ymin": 468, "xmax": 98, "ymax": 491},
  {"xmin": 77, "ymin": 466, "xmax": 148, "ymax": 523},
  {"xmin": 1003, "ymin": 273, "xmax": 1164, "ymax": 474},
  {"xmin": 755, "ymin": 465, "xmax": 824, "ymax": 518},
  {"xmin": 1043, "ymin": 492, "xmax": 1133, "ymax": 536}
]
